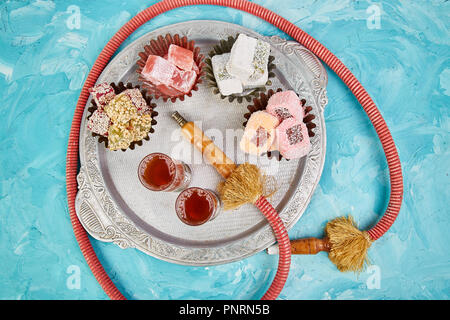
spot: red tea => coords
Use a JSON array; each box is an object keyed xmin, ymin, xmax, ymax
[
  {"xmin": 138, "ymin": 153, "xmax": 191, "ymax": 192},
  {"xmin": 175, "ymin": 188, "xmax": 220, "ymax": 226},
  {"xmin": 143, "ymin": 155, "xmax": 175, "ymax": 189}
]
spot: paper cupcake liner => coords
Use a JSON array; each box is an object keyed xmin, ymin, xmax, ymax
[
  {"xmin": 243, "ymin": 88, "xmax": 316, "ymax": 161},
  {"xmin": 136, "ymin": 34, "xmax": 205, "ymax": 103},
  {"xmin": 204, "ymin": 35, "xmax": 276, "ymax": 103},
  {"xmin": 87, "ymin": 82, "xmax": 158, "ymax": 152}
]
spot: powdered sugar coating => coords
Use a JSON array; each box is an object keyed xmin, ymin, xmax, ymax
[
  {"xmin": 211, "ymin": 53, "xmax": 243, "ymax": 96},
  {"xmin": 266, "ymin": 90, "xmax": 304, "ymax": 121}
]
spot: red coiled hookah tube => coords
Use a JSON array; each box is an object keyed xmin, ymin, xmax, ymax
[{"xmin": 66, "ymin": 0, "xmax": 403, "ymax": 300}]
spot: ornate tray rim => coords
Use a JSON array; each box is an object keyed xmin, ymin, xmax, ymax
[{"xmin": 75, "ymin": 20, "xmax": 328, "ymax": 266}]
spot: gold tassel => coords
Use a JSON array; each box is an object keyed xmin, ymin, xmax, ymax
[
  {"xmin": 218, "ymin": 163, "xmax": 276, "ymax": 210},
  {"xmin": 218, "ymin": 163, "xmax": 263, "ymax": 210},
  {"xmin": 218, "ymin": 161, "xmax": 372, "ymax": 273},
  {"xmin": 325, "ymin": 216, "xmax": 372, "ymax": 272}
]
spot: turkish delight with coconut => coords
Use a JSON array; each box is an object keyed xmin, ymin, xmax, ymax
[
  {"xmin": 275, "ymin": 117, "xmax": 310, "ymax": 160},
  {"xmin": 211, "ymin": 53, "xmax": 243, "ymax": 96},
  {"xmin": 87, "ymin": 109, "xmax": 111, "ymax": 137},
  {"xmin": 266, "ymin": 90, "xmax": 304, "ymax": 122},
  {"xmin": 168, "ymin": 44, "xmax": 194, "ymax": 71},
  {"xmin": 123, "ymin": 88, "xmax": 151, "ymax": 115},
  {"xmin": 89, "ymin": 83, "xmax": 115, "ymax": 109},
  {"xmin": 87, "ymin": 82, "xmax": 154, "ymax": 151},
  {"xmin": 240, "ymin": 111, "xmax": 279, "ymax": 155}
]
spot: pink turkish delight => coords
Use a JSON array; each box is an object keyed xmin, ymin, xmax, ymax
[
  {"xmin": 89, "ymin": 83, "xmax": 115, "ymax": 108},
  {"xmin": 164, "ymin": 53, "xmax": 199, "ymax": 73},
  {"xmin": 170, "ymin": 69, "xmax": 197, "ymax": 93},
  {"xmin": 142, "ymin": 55, "xmax": 178, "ymax": 86},
  {"xmin": 266, "ymin": 90, "xmax": 304, "ymax": 122},
  {"xmin": 141, "ymin": 54, "xmax": 197, "ymax": 96},
  {"xmin": 87, "ymin": 109, "xmax": 111, "ymax": 136},
  {"xmin": 274, "ymin": 118, "xmax": 310, "ymax": 159},
  {"xmin": 168, "ymin": 44, "xmax": 194, "ymax": 71}
]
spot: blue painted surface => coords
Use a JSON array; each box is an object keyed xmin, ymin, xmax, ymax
[{"xmin": 0, "ymin": 0, "xmax": 449, "ymax": 300}]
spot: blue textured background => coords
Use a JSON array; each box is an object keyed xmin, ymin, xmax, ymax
[{"xmin": 1, "ymin": 0, "xmax": 449, "ymax": 300}]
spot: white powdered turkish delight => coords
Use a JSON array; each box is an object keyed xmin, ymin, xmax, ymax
[
  {"xmin": 241, "ymin": 39, "xmax": 270, "ymax": 88},
  {"xmin": 212, "ymin": 53, "xmax": 243, "ymax": 96},
  {"xmin": 226, "ymin": 34, "xmax": 258, "ymax": 80}
]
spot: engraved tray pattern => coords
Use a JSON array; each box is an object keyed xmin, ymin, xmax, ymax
[{"xmin": 75, "ymin": 21, "xmax": 328, "ymax": 266}]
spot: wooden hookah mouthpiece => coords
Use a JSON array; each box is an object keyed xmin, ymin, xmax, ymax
[
  {"xmin": 268, "ymin": 237, "xmax": 330, "ymax": 255},
  {"xmin": 171, "ymin": 111, "xmax": 237, "ymax": 179},
  {"xmin": 268, "ymin": 216, "xmax": 372, "ymax": 272}
]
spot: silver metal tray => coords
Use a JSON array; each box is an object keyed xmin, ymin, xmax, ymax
[{"xmin": 75, "ymin": 20, "xmax": 328, "ymax": 266}]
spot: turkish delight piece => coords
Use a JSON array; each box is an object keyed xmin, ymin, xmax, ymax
[
  {"xmin": 89, "ymin": 83, "xmax": 115, "ymax": 109},
  {"xmin": 266, "ymin": 90, "xmax": 304, "ymax": 122},
  {"xmin": 104, "ymin": 93, "xmax": 138, "ymax": 125},
  {"xmin": 212, "ymin": 53, "xmax": 243, "ymax": 96},
  {"xmin": 129, "ymin": 114, "xmax": 152, "ymax": 142},
  {"xmin": 107, "ymin": 123, "xmax": 134, "ymax": 151},
  {"xmin": 87, "ymin": 109, "xmax": 111, "ymax": 136},
  {"xmin": 275, "ymin": 118, "xmax": 310, "ymax": 159},
  {"xmin": 226, "ymin": 34, "xmax": 258, "ymax": 80},
  {"xmin": 241, "ymin": 39, "xmax": 270, "ymax": 88},
  {"xmin": 168, "ymin": 44, "xmax": 194, "ymax": 71},
  {"xmin": 123, "ymin": 88, "xmax": 151, "ymax": 115},
  {"xmin": 170, "ymin": 69, "xmax": 197, "ymax": 94},
  {"xmin": 240, "ymin": 111, "xmax": 279, "ymax": 155},
  {"xmin": 142, "ymin": 55, "xmax": 178, "ymax": 86}
]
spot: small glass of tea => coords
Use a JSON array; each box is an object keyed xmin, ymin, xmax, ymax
[
  {"xmin": 138, "ymin": 153, "xmax": 191, "ymax": 192},
  {"xmin": 175, "ymin": 187, "xmax": 222, "ymax": 226}
]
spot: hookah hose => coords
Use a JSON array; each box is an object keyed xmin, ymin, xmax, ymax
[
  {"xmin": 66, "ymin": 0, "xmax": 403, "ymax": 300},
  {"xmin": 170, "ymin": 111, "xmax": 291, "ymax": 300}
]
